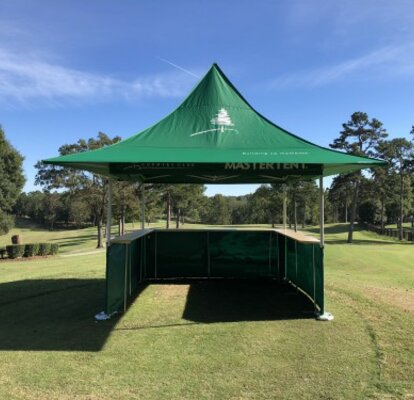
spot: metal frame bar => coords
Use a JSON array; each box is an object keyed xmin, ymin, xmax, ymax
[
  {"xmin": 276, "ymin": 233, "xmax": 280, "ymax": 279},
  {"xmin": 141, "ymin": 184, "xmax": 145, "ymax": 230},
  {"xmin": 106, "ymin": 179, "xmax": 113, "ymax": 247},
  {"xmin": 154, "ymin": 231, "xmax": 158, "ymax": 278},
  {"xmin": 123, "ymin": 243, "xmax": 128, "ymax": 312},
  {"xmin": 268, "ymin": 232, "xmax": 272, "ymax": 276},
  {"xmin": 140, "ymin": 238, "xmax": 144, "ymax": 282},
  {"xmin": 295, "ymin": 240, "xmax": 298, "ymax": 287},
  {"xmin": 319, "ymin": 176, "xmax": 325, "ymax": 248},
  {"xmin": 207, "ymin": 232, "xmax": 211, "ymax": 277},
  {"xmin": 283, "ymin": 185, "xmax": 287, "ymax": 229},
  {"xmin": 312, "ymin": 244, "xmax": 317, "ymax": 313},
  {"xmin": 129, "ymin": 244, "xmax": 132, "ymax": 296},
  {"xmin": 284, "ymin": 236, "xmax": 287, "ymax": 279}
]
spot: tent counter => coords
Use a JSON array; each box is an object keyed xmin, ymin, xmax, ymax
[{"xmin": 105, "ymin": 228, "xmax": 324, "ymax": 316}]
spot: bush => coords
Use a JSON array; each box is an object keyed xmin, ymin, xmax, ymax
[
  {"xmin": 11, "ymin": 234, "xmax": 21, "ymax": 244},
  {"xmin": 0, "ymin": 212, "xmax": 14, "ymax": 235},
  {"xmin": 24, "ymin": 243, "xmax": 40, "ymax": 258},
  {"xmin": 49, "ymin": 243, "xmax": 59, "ymax": 255},
  {"xmin": 6, "ymin": 244, "xmax": 25, "ymax": 259},
  {"xmin": 38, "ymin": 243, "xmax": 51, "ymax": 256}
]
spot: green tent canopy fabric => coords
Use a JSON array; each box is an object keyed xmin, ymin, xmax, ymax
[{"xmin": 44, "ymin": 64, "xmax": 386, "ymax": 184}]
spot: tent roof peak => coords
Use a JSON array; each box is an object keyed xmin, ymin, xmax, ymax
[{"xmin": 43, "ymin": 64, "xmax": 386, "ymax": 183}]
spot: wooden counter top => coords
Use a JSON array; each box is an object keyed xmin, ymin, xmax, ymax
[
  {"xmin": 274, "ymin": 228, "xmax": 320, "ymax": 243},
  {"xmin": 111, "ymin": 227, "xmax": 319, "ymax": 245},
  {"xmin": 110, "ymin": 228, "xmax": 155, "ymax": 244}
]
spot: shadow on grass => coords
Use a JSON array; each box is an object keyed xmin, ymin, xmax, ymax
[
  {"xmin": 0, "ymin": 278, "xmax": 314, "ymax": 350},
  {"xmin": 0, "ymin": 278, "xmax": 119, "ymax": 352},
  {"xmin": 58, "ymin": 240, "xmax": 95, "ymax": 249},
  {"xmin": 323, "ymin": 239, "xmax": 412, "ymax": 245},
  {"xmin": 49, "ymin": 234, "xmax": 100, "ymax": 251},
  {"xmin": 181, "ymin": 279, "xmax": 315, "ymax": 323},
  {"xmin": 51, "ymin": 233, "xmax": 98, "ymax": 243}
]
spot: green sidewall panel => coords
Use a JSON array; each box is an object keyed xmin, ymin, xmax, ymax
[
  {"xmin": 144, "ymin": 233, "xmax": 156, "ymax": 279},
  {"xmin": 209, "ymin": 231, "xmax": 271, "ymax": 277},
  {"xmin": 105, "ymin": 230, "xmax": 323, "ymax": 315},
  {"xmin": 315, "ymin": 246, "xmax": 324, "ymax": 313},
  {"xmin": 106, "ymin": 245, "xmax": 126, "ymax": 314},
  {"xmin": 269, "ymin": 232, "xmax": 279, "ymax": 277},
  {"xmin": 129, "ymin": 239, "xmax": 140, "ymax": 294},
  {"xmin": 285, "ymin": 238, "xmax": 296, "ymax": 282},
  {"xmin": 156, "ymin": 232, "xmax": 208, "ymax": 278},
  {"xmin": 282, "ymin": 237, "xmax": 324, "ymax": 312},
  {"xmin": 296, "ymin": 243, "xmax": 314, "ymax": 300}
]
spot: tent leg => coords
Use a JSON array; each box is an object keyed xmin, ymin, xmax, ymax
[
  {"xmin": 319, "ymin": 176, "xmax": 324, "ymax": 247},
  {"xmin": 106, "ymin": 179, "xmax": 113, "ymax": 247},
  {"xmin": 283, "ymin": 185, "xmax": 287, "ymax": 230},
  {"xmin": 141, "ymin": 184, "xmax": 145, "ymax": 230},
  {"xmin": 316, "ymin": 176, "xmax": 333, "ymax": 321},
  {"xmin": 95, "ymin": 179, "xmax": 114, "ymax": 321}
]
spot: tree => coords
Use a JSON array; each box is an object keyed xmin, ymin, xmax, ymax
[
  {"xmin": 246, "ymin": 186, "xmax": 273, "ymax": 225},
  {"xmin": 377, "ymin": 137, "xmax": 413, "ymax": 239},
  {"xmin": 35, "ymin": 132, "xmax": 122, "ymax": 248},
  {"xmin": 228, "ymin": 196, "xmax": 249, "ymax": 225},
  {"xmin": 371, "ymin": 164, "xmax": 393, "ymax": 232},
  {"xmin": 156, "ymin": 184, "xmax": 205, "ymax": 228},
  {"xmin": 41, "ymin": 191, "xmax": 63, "ymax": 230},
  {"xmin": 204, "ymin": 194, "xmax": 232, "ymax": 225},
  {"xmin": 330, "ymin": 112, "xmax": 388, "ymax": 243},
  {"xmin": 328, "ymin": 175, "xmax": 356, "ymax": 223},
  {"xmin": 23, "ymin": 191, "xmax": 46, "ymax": 224},
  {"xmin": 0, "ymin": 126, "xmax": 25, "ymax": 234},
  {"xmin": 112, "ymin": 182, "xmax": 140, "ymax": 235}
]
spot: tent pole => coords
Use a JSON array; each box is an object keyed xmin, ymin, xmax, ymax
[
  {"xmin": 319, "ymin": 177, "xmax": 324, "ymax": 248},
  {"xmin": 141, "ymin": 184, "xmax": 145, "ymax": 230},
  {"xmin": 283, "ymin": 184, "xmax": 287, "ymax": 230},
  {"xmin": 106, "ymin": 179, "xmax": 113, "ymax": 247},
  {"xmin": 315, "ymin": 176, "xmax": 333, "ymax": 321}
]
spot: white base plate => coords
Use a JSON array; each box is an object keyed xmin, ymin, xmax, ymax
[
  {"xmin": 94, "ymin": 311, "xmax": 116, "ymax": 321},
  {"xmin": 316, "ymin": 312, "xmax": 334, "ymax": 321}
]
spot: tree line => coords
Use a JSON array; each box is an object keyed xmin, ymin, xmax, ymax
[{"xmin": 1, "ymin": 112, "xmax": 413, "ymax": 247}]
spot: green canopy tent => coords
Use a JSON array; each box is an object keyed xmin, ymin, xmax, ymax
[
  {"xmin": 45, "ymin": 64, "xmax": 385, "ymax": 183},
  {"xmin": 44, "ymin": 64, "xmax": 385, "ymax": 321}
]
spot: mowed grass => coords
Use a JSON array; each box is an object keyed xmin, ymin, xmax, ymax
[{"xmin": 0, "ymin": 223, "xmax": 413, "ymax": 399}]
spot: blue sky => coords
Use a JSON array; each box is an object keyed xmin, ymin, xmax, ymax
[{"xmin": 1, "ymin": 0, "xmax": 413, "ymax": 196}]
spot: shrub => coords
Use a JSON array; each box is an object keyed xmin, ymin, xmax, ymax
[
  {"xmin": 6, "ymin": 244, "xmax": 25, "ymax": 259},
  {"xmin": 0, "ymin": 247, "xmax": 6, "ymax": 259},
  {"xmin": 50, "ymin": 243, "xmax": 59, "ymax": 255},
  {"xmin": 24, "ymin": 243, "xmax": 40, "ymax": 258},
  {"xmin": 11, "ymin": 234, "xmax": 21, "ymax": 244},
  {"xmin": 38, "ymin": 243, "xmax": 51, "ymax": 256}
]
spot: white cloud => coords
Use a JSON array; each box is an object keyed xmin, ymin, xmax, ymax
[
  {"xmin": 0, "ymin": 47, "xmax": 197, "ymax": 105},
  {"xmin": 268, "ymin": 43, "xmax": 414, "ymax": 89},
  {"xmin": 285, "ymin": 0, "xmax": 414, "ymax": 40}
]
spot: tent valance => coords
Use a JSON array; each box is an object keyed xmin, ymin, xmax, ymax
[{"xmin": 44, "ymin": 64, "xmax": 386, "ymax": 183}]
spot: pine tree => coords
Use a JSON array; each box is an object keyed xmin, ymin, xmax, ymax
[
  {"xmin": 330, "ymin": 112, "xmax": 388, "ymax": 243},
  {"xmin": 0, "ymin": 126, "xmax": 25, "ymax": 234}
]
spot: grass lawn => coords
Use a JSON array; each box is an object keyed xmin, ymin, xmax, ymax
[{"xmin": 0, "ymin": 223, "xmax": 413, "ymax": 399}]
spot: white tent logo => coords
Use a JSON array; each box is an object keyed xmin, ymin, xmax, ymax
[{"xmin": 190, "ymin": 108, "xmax": 238, "ymax": 137}]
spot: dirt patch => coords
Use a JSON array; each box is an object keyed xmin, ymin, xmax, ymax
[{"xmin": 363, "ymin": 286, "xmax": 414, "ymax": 315}]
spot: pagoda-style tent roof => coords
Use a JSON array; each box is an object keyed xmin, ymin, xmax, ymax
[{"xmin": 44, "ymin": 64, "xmax": 385, "ymax": 183}]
